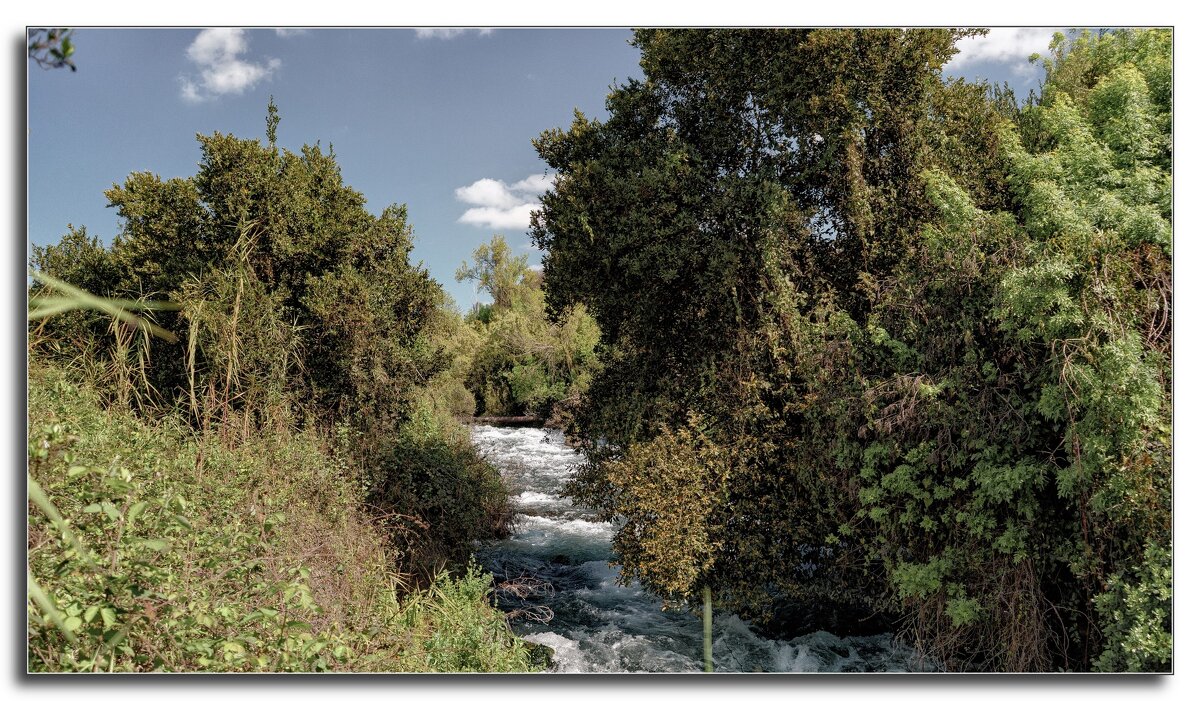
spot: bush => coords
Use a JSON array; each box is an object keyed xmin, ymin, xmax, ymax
[
  {"xmin": 365, "ymin": 401, "xmax": 513, "ymax": 584},
  {"xmin": 27, "ymin": 362, "xmax": 536, "ymax": 672},
  {"xmin": 398, "ymin": 564, "xmax": 536, "ymax": 672}
]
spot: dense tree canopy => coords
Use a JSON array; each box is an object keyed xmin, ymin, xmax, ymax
[
  {"xmin": 533, "ymin": 28, "xmax": 1171, "ymax": 671},
  {"xmin": 34, "ymin": 100, "xmax": 444, "ymax": 430}
]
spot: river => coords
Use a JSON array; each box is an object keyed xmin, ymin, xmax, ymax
[{"xmin": 471, "ymin": 424, "xmax": 931, "ymax": 673}]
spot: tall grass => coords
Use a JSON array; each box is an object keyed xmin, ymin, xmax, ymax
[
  {"xmin": 27, "ymin": 362, "xmax": 538, "ymax": 672},
  {"xmin": 28, "ymin": 270, "xmax": 178, "ymax": 341},
  {"xmin": 28, "ymin": 247, "xmax": 534, "ymax": 672}
]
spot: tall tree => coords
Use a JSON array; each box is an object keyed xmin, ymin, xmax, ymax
[
  {"xmin": 533, "ymin": 28, "xmax": 1004, "ymax": 606},
  {"xmin": 533, "ymin": 28, "xmax": 1171, "ymax": 671},
  {"xmin": 35, "ymin": 102, "xmax": 445, "ymax": 433}
]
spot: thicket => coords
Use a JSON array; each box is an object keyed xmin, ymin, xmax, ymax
[
  {"xmin": 451, "ymin": 235, "xmax": 600, "ymax": 419},
  {"xmin": 533, "ymin": 28, "xmax": 1171, "ymax": 671},
  {"xmin": 28, "ymin": 103, "xmax": 535, "ymax": 671},
  {"xmin": 28, "ymin": 364, "xmax": 534, "ymax": 671}
]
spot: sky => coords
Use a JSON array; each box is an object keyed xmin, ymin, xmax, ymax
[{"xmin": 28, "ymin": 27, "xmax": 1063, "ymax": 312}]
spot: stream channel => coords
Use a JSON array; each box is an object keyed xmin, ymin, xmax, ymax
[{"xmin": 471, "ymin": 424, "xmax": 933, "ymax": 673}]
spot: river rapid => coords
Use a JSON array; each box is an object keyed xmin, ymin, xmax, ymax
[{"xmin": 471, "ymin": 424, "xmax": 931, "ymax": 673}]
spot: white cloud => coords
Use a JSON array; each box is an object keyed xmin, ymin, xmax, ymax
[
  {"xmin": 948, "ymin": 28, "xmax": 1060, "ymax": 77},
  {"xmin": 511, "ymin": 173, "xmax": 554, "ymax": 193},
  {"xmin": 180, "ymin": 28, "xmax": 280, "ymax": 102},
  {"xmin": 415, "ymin": 28, "xmax": 493, "ymax": 40},
  {"xmin": 274, "ymin": 28, "xmax": 308, "ymax": 38},
  {"xmin": 180, "ymin": 78, "xmax": 203, "ymax": 104},
  {"xmin": 459, "ymin": 204, "xmax": 540, "ymax": 229},
  {"xmin": 456, "ymin": 178, "xmax": 520, "ymax": 209},
  {"xmin": 455, "ymin": 174, "xmax": 554, "ymax": 230}
]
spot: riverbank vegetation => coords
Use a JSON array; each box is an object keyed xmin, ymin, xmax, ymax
[
  {"xmin": 28, "ymin": 363, "xmax": 531, "ymax": 672},
  {"xmin": 29, "ymin": 26, "xmax": 1171, "ymax": 674},
  {"xmin": 27, "ymin": 103, "xmax": 537, "ymax": 671},
  {"xmin": 448, "ymin": 235, "xmax": 601, "ymax": 420},
  {"xmin": 533, "ymin": 28, "xmax": 1171, "ymax": 672}
]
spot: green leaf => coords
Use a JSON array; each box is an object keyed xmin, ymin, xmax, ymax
[
  {"xmin": 127, "ymin": 501, "xmax": 149, "ymax": 522},
  {"xmin": 303, "ymin": 640, "xmax": 326, "ymax": 657},
  {"xmin": 101, "ymin": 502, "xmax": 121, "ymax": 521},
  {"xmin": 28, "ymin": 571, "xmax": 76, "ymax": 644},
  {"xmin": 28, "ymin": 270, "xmax": 180, "ymax": 341}
]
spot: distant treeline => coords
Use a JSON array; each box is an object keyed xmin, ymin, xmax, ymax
[{"xmin": 449, "ymin": 234, "xmax": 600, "ymax": 422}]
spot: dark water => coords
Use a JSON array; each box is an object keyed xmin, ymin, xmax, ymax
[{"xmin": 472, "ymin": 424, "xmax": 926, "ymax": 673}]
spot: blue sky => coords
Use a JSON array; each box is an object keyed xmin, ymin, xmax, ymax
[{"xmin": 28, "ymin": 27, "xmax": 1062, "ymax": 312}]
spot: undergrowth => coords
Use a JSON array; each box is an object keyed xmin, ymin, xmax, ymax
[{"xmin": 27, "ymin": 361, "xmax": 538, "ymax": 672}]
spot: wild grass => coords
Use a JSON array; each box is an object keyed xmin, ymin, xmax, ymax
[{"xmin": 27, "ymin": 361, "xmax": 538, "ymax": 672}]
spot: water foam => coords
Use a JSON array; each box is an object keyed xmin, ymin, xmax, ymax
[{"xmin": 471, "ymin": 423, "xmax": 922, "ymax": 673}]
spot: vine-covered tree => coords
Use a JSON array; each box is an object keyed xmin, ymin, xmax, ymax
[{"xmin": 533, "ymin": 28, "xmax": 1171, "ymax": 671}]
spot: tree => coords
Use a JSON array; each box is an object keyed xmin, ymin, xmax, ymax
[
  {"xmin": 453, "ymin": 236, "xmax": 599, "ymax": 417},
  {"xmin": 534, "ymin": 27, "xmax": 1004, "ymax": 606},
  {"xmin": 455, "ymin": 235, "xmax": 533, "ymax": 310},
  {"xmin": 533, "ymin": 28, "xmax": 1171, "ymax": 671},
  {"xmin": 28, "ymin": 28, "xmax": 76, "ymax": 71},
  {"xmin": 33, "ymin": 101, "xmax": 446, "ymax": 434}
]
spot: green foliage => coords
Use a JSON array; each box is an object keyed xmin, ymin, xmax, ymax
[
  {"xmin": 455, "ymin": 235, "xmax": 533, "ymax": 310},
  {"xmin": 453, "ymin": 235, "xmax": 600, "ymax": 418},
  {"xmin": 28, "ymin": 104, "xmax": 532, "ymax": 671},
  {"xmin": 536, "ymin": 25, "xmax": 1005, "ymax": 615},
  {"xmin": 301, "ymin": 203, "xmax": 446, "ymax": 426},
  {"xmin": 27, "ymin": 363, "xmax": 536, "ymax": 672},
  {"xmin": 1093, "ymin": 542, "xmax": 1172, "ymax": 672},
  {"xmin": 34, "ymin": 105, "xmax": 445, "ymax": 435},
  {"xmin": 601, "ymin": 415, "xmax": 728, "ymax": 599},
  {"xmin": 848, "ymin": 30, "xmax": 1171, "ymax": 668},
  {"xmin": 535, "ymin": 28, "xmax": 1171, "ymax": 671},
  {"xmin": 30, "ymin": 103, "xmax": 505, "ymax": 553},
  {"xmin": 368, "ymin": 413, "xmax": 513, "ymax": 576},
  {"xmin": 30, "ymin": 227, "xmax": 137, "ymax": 350},
  {"xmin": 28, "ymin": 28, "xmax": 76, "ymax": 71},
  {"xmin": 398, "ymin": 564, "xmax": 537, "ymax": 672}
]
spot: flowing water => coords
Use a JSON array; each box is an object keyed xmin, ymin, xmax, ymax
[{"xmin": 471, "ymin": 424, "xmax": 930, "ymax": 673}]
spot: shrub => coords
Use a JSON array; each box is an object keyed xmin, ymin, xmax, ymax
[{"xmin": 27, "ymin": 362, "xmax": 536, "ymax": 672}]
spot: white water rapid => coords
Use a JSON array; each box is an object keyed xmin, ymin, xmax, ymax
[{"xmin": 471, "ymin": 424, "xmax": 930, "ymax": 673}]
